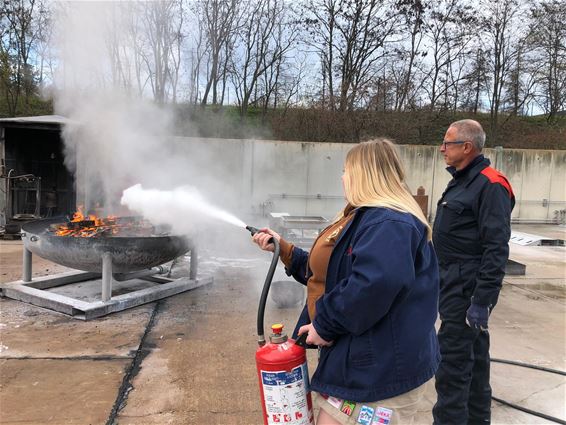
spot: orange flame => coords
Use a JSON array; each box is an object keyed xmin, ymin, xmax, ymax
[{"xmin": 54, "ymin": 206, "xmax": 121, "ymax": 237}]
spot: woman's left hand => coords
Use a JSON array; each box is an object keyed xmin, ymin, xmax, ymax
[{"xmin": 298, "ymin": 324, "xmax": 333, "ymax": 347}]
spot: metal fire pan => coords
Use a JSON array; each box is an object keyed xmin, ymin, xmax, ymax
[{"xmin": 21, "ymin": 218, "xmax": 191, "ymax": 273}]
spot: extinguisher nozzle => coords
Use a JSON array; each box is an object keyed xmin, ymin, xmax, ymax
[
  {"xmin": 246, "ymin": 225, "xmax": 275, "ymax": 244},
  {"xmin": 246, "ymin": 225, "xmax": 260, "ymax": 236}
]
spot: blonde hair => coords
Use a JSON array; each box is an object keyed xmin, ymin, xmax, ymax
[{"xmin": 339, "ymin": 138, "xmax": 432, "ymax": 240}]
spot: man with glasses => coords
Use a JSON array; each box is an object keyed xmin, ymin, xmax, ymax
[{"xmin": 432, "ymin": 119, "xmax": 515, "ymax": 425}]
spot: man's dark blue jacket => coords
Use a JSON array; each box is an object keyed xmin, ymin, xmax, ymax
[
  {"xmin": 286, "ymin": 207, "xmax": 440, "ymax": 402},
  {"xmin": 433, "ymin": 155, "xmax": 515, "ymax": 311}
]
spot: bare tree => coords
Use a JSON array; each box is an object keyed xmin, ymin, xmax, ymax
[
  {"xmin": 501, "ymin": 40, "xmax": 539, "ymax": 119},
  {"xmin": 261, "ymin": 47, "xmax": 307, "ymax": 117},
  {"xmin": 230, "ymin": 0, "xmax": 296, "ymax": 117},
  {"xmin": 395, "ymin": 0, "xmax": 428, "ymax": 111},
  {"xmin": 278, "ymin": 56, "xmax": 308, "ymax": 113},
  {"xmin": 459, "ymin": 47, "xmax": 489, "ymax": 113},
  {"xmin": 95, "ymin": 1, "xmax": 185, "ymax": 103},
  {"xmin": 337, "ymin": 0, "xmax": 397, "ymax": 111},
  {"xmin": 303, "ymin": 0, "xmax": 398, "ymax": 112},
  {"xmin": 105, "ymin": 3, "xmax": 134, "ymax": 93},
  {"xmin": 187, "ymin": 3, "xmax": 207, "ymax": 105},
  {"xmin": 198, "ymin": 0, "xmax": 240, "ymax": 107},
  {"xmin": 480, "ymin": 0, "xmax": 525, "ymax": 139},
  {"xmin": 168, "ymin": 1, "xmax": 185, "ymax": 104},
  {"xmin": 528, "ymin": 0, "xmax": 566, "ymax": 122},
  {"xmin": 189, "ymin": 1, "xmax": 206, "ymax": 104},
  {"xmin": 363, "ymin": 64, "xmax": 397, "ymax": 111},
  {"xmin": 33, "ymin": 0, "xmax": 53, "ymax": 88},
  {"xmin": 140, "ymin": 0, "xmax": 184, "ymax": 104},
  {"xmin": 127, "ymin": 5, "xmax": 151, "ymax": 97},
  {"xmin": 389, "ymin": 58, "xmax": 409, "ymax": 111},
  {"xmin": 303, "ymin": 0, "xmax": 339, "ymax": 110},
  {"xmin": 421, "ymin": 0, "xmax": 476, "ymax": 111}
]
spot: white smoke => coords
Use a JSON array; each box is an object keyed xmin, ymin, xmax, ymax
[
  {"xmin": 49, "ymin": 1, "xmax": 258, "ymax": 261},
  {"xmin": 52, "ymin": 2, "xmax": 177, "ymax": 214},
  {"xmin": 121, "ymin": 184, "xmax": 246, "ymax": 235}
]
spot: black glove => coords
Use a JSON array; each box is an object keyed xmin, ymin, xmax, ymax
[{"xmin": 466, "ymin": 303, "xmax": 490, "ymax": 331}]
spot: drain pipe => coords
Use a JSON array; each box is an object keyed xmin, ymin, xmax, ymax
[{"xmin": 113, "ymin": 265, "xmax": 170, "ymax": 282}]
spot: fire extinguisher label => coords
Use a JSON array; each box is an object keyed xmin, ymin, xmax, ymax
[{"xmin": 261, "ymin": 363, "xmax": 313, "ymax": 424}]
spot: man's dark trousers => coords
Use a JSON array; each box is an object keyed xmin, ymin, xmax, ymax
[{"xmin": 433, "ymin": 262, "xmax": 492, "ymax": 425}]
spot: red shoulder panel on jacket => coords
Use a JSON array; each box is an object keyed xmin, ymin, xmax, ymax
[{"xmin": 481, "ymin": 167, "xmax": 514, "ymax": 198}]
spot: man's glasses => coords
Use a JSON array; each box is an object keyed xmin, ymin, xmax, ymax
[{"xmin": 441, "ymin": 140, "xmax": 467, "ymax": 148}]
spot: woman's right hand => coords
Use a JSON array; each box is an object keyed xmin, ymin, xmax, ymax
[{"xmin": 251, "ymin": 227, "xmax": 281, "ymax": 252}]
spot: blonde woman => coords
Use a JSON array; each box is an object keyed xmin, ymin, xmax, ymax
[{"xmin": 253, "ymin": 139, "xmax": 440, "ymax": 425}]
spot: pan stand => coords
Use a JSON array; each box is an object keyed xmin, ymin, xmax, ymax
[{"xmin": 1, "ymin": 247, "xmax": 213, "ymax": 320}]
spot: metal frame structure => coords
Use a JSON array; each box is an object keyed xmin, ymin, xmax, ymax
[{"xmin": 1, "ymin": 246, "xmax": 212, "ymax": 320}]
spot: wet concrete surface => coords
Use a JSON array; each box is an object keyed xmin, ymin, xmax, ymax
[
  {"xmin": 1, "ymin": 224, "xmax": 565, "ymax": 424},
  {"xmin": 506, "ymin": 224, "xmax": 566, "ymax": 302}
]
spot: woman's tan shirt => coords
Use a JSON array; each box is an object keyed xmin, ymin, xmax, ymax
[{"xmin": 279, "ymin": 206, "xmax": 355, "ymax": 320}]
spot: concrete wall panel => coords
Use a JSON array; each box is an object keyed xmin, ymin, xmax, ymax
[
  {"xmin": 251, "ymin": 140, "xmax": 310, "ymax": 216},
  {"xmin": 499, "ymin": 149, "xmax": 525, "ymax": 219},
  {"xmin": 168, "ymin": 138, "xmax": 563, "ymax": 224},
  {"xmin": 398, "ymin": 145, "xmax": 440, "ymax": 219},
  {"xmin": 304, "ymin": 143, "xmax": 348, "ymax": 217},
  {"xmin": 547, "ymin": 151, "xmax": 566, "ymax": 221},
  {"xmin": 518, "ymin": 151, "xmax": 555, "ymax": 220}
]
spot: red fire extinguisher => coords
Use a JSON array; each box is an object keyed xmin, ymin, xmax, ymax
[
  {"xmin": 245, "ymin": 226, "xmax": 314, "ymax": 425},
  {"xmin": 256, "ymin": 324, "xmax": 314, "ymax": 425}
]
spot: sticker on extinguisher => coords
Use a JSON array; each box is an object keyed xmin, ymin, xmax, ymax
[{"xmin": 261, "ymin": 363, "xmax": 313, "ymax": 424}]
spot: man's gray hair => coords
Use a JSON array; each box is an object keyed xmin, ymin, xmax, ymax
[{"xmin": 449, "ymin": 119, "xmax": 486, "ymax": 151}]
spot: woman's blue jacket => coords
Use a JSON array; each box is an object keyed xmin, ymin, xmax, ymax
[{"xmin": 286, "ymin": 207, "xmax": 440, "ymax": 402}]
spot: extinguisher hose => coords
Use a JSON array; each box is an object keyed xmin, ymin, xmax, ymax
[
  {"xmin": 257, "ymin": 238, "xmax": 280, "ymax": 346},
  {"xmin": 246, "ymin": 226, "xmax": 280, "ymax": 346}
]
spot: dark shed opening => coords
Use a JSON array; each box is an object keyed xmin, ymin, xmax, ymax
[{"xmin": 1, "ymin": 116, "xmax": 76, "ymax": 233}]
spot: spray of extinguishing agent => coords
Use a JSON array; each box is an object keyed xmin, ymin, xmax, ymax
[{"xmin": 246, "ymin": 226, "xmax": 315, "ymax": 425}]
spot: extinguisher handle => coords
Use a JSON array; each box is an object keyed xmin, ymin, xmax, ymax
[{"xmin": 294, "ymin": 332, "xmax": 308, "ymax": 348}]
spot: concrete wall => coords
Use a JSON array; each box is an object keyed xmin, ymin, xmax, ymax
[
  {"xmin": 173, "ymin": 137, "xmax": 566, "ymax": 223},
  {"xmin": 1, "ymin": 132, "xmax": 562, "ymax": 226}
]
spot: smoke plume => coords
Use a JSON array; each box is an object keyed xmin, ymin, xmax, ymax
[{"xmin": 52, "ymin": 2, "xmax": 174, "ymax": 214}]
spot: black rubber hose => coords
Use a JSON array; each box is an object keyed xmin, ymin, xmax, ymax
[
  {"xmin": 492, "ymin": 358, "xmax": 566, "ymax": 376},
  {"xmin": 256, "ymin": 238, "xmax": 280, "ymax": 346},
  {"xmin": 492, "ymin": 396, "xmax": 566, "ymax": 425},
  {"xmin": 491, "ymin": 358, "xmax": 566, "ymax": 424},
  {"xmin": 247, "ymin": 226, "xmax": 281, "ymax": 346}
]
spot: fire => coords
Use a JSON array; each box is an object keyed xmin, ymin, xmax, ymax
[
  {"xmin": 53, "ymin": 206, "xmax": 131, "ymax": 237},
  {"xmin": 70, "ymin": 206, "xmax": 110, "ymax": 227}
]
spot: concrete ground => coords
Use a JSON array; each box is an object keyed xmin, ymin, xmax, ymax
[{"xmin": 0, "ymin": 224, "xmax": 564, "ymax": 425}]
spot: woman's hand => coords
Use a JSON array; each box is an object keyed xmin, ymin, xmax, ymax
[
  {"xmin": 298, "ymin": 324, "xmax": 333, "ymax": 347},
  {"xmin": 251, "ymin": 227, "xmax": 281, "ymax": 252}
]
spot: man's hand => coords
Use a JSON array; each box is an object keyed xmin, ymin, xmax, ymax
[{"xmin": 466, "ymin": 303, "xmax": 490, "ymax": 331}]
